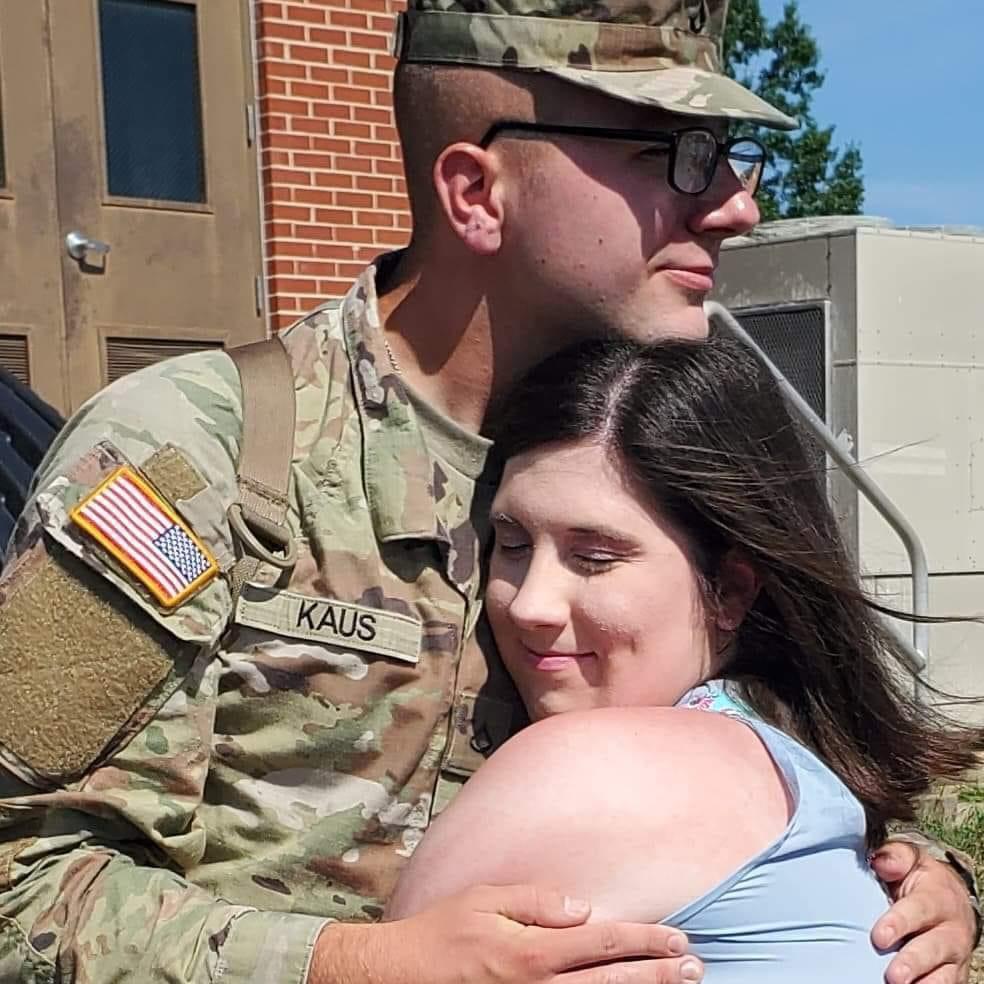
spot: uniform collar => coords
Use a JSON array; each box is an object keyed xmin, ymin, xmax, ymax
[{"xmin": 340, "ymin": 256, "xmax": 481, "ymax": 594}]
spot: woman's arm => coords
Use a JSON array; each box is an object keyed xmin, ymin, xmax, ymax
[{"xmin": 387, "ymin": 706, "xmax": 790, "ymax": 923}]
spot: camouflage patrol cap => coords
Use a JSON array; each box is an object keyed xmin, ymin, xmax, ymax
[{"xmin": 392, "ymin": 0, "xmax": 797, "ymax": 131}]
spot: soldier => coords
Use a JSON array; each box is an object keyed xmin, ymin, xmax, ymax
[{"xmin": 0, "ymin": 1, "xmax": 977, "ymax": 983}]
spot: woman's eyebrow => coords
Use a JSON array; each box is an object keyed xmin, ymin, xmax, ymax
[
  {"xmin": 491, "ymin": 514, "xmax": 637, "ymax": 549},
  {"xmin": 569, "ymin": 525, "xmax": 638, "ymax": 548}
]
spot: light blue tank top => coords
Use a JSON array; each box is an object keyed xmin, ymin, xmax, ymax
[{"xmin": 668, "ymin": 680, "xmax": 894, "ymax": 981}]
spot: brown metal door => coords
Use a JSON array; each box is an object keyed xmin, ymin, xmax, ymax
[
  {"xmin": 0, "ymin": 1, "xmax": 71, "ymax": 409},
  {"xmin": 1, "ymin": 0, "xmax": 265, "ymax": 414}
]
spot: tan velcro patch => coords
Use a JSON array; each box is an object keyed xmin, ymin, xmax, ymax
[
  {"xmin": 0, "ymin": 540, "xmax": 190, "ymax": 781},
  {"xmin": 141, "ymin": 444, "xmax": 208, "ymax": 503}
]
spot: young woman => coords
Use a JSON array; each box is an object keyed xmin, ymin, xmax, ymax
[{"xmin": 385, "ymin": 335, "xmax": 984, "ymax": 980}]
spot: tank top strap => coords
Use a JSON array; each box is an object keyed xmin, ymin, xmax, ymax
[
  {"xmin": 675, "ymin": 679, "xmax": 755, "ymax": 719},
  {"xmin": 675, "ymin": 679, "xmax": 867, "ymax": 857},
  {"xmin": 665, "ymin": 682, "xmax": 889, "ymax": 980}
]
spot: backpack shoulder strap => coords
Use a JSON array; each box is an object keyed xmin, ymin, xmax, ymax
[{"xmin": 226, "ymin": 336, "xmax": 298, "ymax": 598}]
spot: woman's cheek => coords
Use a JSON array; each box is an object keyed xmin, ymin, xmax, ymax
[{"xmin": 485, "ymin": 577, "xmax": 514, "ymax": 633}]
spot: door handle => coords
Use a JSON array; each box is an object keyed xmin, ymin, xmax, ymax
[{"xmin": 65, "ymin": 231, "xmax": 111, "ymax": 262}]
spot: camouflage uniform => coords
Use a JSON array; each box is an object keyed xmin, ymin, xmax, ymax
[
  {"xmin": 0, "ymin": 260, "xmax": 521, "ymax": 982},
  {"xmin": 393, "ymin": 0, "xmax": 797, "ymax": 130},
  {"xmin": 0, "ymin": 2, "xmax": 798, "ymax": 981}
]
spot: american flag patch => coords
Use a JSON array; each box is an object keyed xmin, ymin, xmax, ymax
[{"xmin": 70, "ymin": 465, "xmax": 218, "ymax": 609}]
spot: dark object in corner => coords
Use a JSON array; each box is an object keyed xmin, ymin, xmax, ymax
[{"xmin": 0, "ymin": 369, "xmax": 64, "ymax": 555}]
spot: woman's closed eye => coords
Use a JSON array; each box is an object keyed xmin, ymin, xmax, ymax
[
  {"xmin": 570, "ymin": 552, "xmax": 619, "ymax": 575},
  {"xmin": 568, "ymin": 534, "xmax": 639, "ymax": 575}
]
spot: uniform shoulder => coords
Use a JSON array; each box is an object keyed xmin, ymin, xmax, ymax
[
  {"xmin": 17, "ymin": 348, "xmax": 246, "ymax": 644},
  {"xmin": 277, "ymin": 303, "xmax": 361, "ymax": 460},
  {"xmin": 43, "ymin": 347, "xmax": 244, "ymax": 485}
]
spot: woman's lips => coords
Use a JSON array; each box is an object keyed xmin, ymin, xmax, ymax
[
  {"xmin": 523, "ymin": 648, "xmax": 594, "ymax": 671},
  {"xmin": 663, "ymin": 267, "xmax": 715, "ymax": 293}
]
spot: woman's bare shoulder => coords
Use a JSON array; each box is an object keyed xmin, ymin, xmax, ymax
[
  {"xmin": 487, "ymin": 705, "xmax": 785, "ymax": 796},
  {"xmin": 387, "ymin": 705, "xmax": 791, "ymax": 922}
]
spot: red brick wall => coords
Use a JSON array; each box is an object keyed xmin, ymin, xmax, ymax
[{"xmin": 256, "ymin": 0, "xmax": 411, "ymax": 332}]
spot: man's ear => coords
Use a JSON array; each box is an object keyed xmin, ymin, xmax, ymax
[
  {"xmin": 432, "ymin": 143, "xmax": 504, "ymax": 256},
  {"xmin": 715, "ymin": 549, "xmax": 761, "ymax": 632}
]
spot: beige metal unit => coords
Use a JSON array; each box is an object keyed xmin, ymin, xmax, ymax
[{"xmin": 714, "ymin": 219, "xmax": 984, "ymax": 717}]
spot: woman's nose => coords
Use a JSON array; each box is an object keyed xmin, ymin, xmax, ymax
[{"xmin": 506, "ymin": 558, "xmax": 570, "ymax": 631}]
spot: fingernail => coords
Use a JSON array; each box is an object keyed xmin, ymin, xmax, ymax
[
  {"xmin": 667, "ymin": 933, "xmax": 687, "ymax": 956},
  {"xmin": 681, "ymin": 958, "xmax": 703, "ymax": 982},
  {"xmin": 564, "ymin": 895, "xmax": 590, "ymax": 916},
  {"xmin": 874, "ymin": 922, "xmax": 896, "ymax": 948}
]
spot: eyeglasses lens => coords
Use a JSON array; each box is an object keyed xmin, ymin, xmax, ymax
[
  {"xmin": 727, "ymin": 138, "xmax": 764, "ymax": 195},
  {"xmin": 675, "ymin": 130, "xmax": 718, "ymax": 194}
]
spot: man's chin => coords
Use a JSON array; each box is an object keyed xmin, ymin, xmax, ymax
[{"xmin": 634, "ymin": 298, "xmax": 711, "ymax": 342}]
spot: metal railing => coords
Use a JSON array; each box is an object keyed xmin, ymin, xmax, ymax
[{"xmin": 706, "ymin": 302, "xmax": 929, "ymax": 678}]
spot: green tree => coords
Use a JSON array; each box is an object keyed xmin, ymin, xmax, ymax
[{"xmin": 723, "ymin": 0, "xmax": 864, "ymax": 221}]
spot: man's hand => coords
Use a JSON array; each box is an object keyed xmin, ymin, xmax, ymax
[
  {"xmin": 871, "ymin": 840, "xmax": 977, "ymax": 984},
  {"xmin": 311, "ymin": 884, "xmax": 704, "ymax": 984}
]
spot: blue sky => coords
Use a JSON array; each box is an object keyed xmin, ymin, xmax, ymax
[{"xmin": 758, "ymin": 1, "xmax": 984, "ymax": 228}]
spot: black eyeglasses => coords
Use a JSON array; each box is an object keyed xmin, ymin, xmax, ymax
[{"xmin": 479, "ymin": 121, "xmax": 767, "ymax": 198}]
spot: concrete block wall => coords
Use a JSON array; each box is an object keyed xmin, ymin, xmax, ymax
[{"xmin": 256, "ymin": 0, "xmax": 411, "ymax": 331}]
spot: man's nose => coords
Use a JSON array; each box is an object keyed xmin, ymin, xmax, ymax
[{"xmin": 688, "ymin": 164, "xmax": 761, "ymax": 239}]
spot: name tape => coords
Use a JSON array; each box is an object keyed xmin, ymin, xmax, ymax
[{"xmin": 234, "ymin": 584, "xmax": 421, "ymax": 664}]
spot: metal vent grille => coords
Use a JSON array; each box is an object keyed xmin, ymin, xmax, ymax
[
  {"xmin": 105, "ymin": 337, "xmax": 223, "ymax": 383},
  {"xmin": 0, "ymin": 335, "xmax": 30, "ymax": 385},
  {"xmin": 734, "ymin": 304, "xmax": 827, "ymax": 421}
]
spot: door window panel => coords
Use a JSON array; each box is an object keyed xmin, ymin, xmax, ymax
[{"xmin": 98, "ymin": 0, "xmax": 205, "ymax": 203}]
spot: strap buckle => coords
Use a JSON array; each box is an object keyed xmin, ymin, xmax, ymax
[{"xmin": 227, "ymin": 502, "xmax": 297, "ymax": 570}]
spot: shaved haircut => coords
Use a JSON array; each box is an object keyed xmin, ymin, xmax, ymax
[{"xmin": 392, "ymin": 63, "xmax": 580, "ymax": 239}]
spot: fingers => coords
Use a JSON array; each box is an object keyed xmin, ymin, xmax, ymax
[
  {"xmin": 471, "ymin": 886, "xmax": 704, "ymax": 982},
  {"xmin": 884, "ymin": 947, "xmax": 956, "ymax": 984},
  {"xmin": 478, "ymin": 883, "xmax": 594, "ymax": 928},
  {"xmin": 871, "ymin": 842, "xmax": 922, "ymax": 886},
  {"xmin": 538, "ymin": 920, "xmax": 692, "ymax": 973},
  {"xmin": 881, "ymin": 919, "xmax": 969, "ymax": 984},
  {"xmin": 874, "ymin": 891, "xmax": 938, "ymax": 951},
  {"xmin": 885, "ymin": 955, "xmax": 965, "ymax": 984},
  {"xmin": 562, "ymin": 955, "xmax": 705, "ymax": 984}
]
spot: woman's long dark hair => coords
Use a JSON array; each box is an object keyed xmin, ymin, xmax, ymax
[{"xmin": 492, "ymin": 334, "xmax": 984, "ymax": 842}]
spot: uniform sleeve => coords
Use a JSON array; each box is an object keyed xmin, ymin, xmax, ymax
[
  {"xmin": 0, "ymin": 642, "xmax": 328, "ymax": 983},
  {"xmin": 17, "ymin": 349, "xmax": 246, "ymax": 644},
  {"xmin": 0, "ymin": 353, "xmax": 328, "ymax": 982}
]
